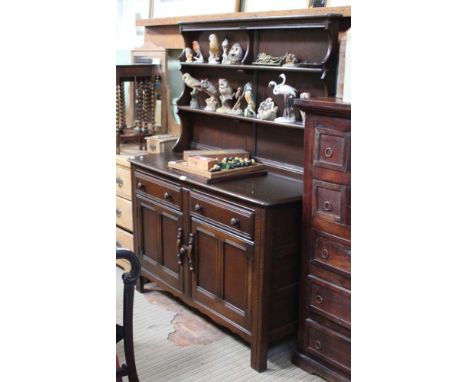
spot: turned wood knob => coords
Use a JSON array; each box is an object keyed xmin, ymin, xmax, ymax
[
  {"xmin": 194, "ymin": 204, "xmax": 202, "ymax": 212},
  {"xmin": 324, "ymin": 147, "xmax": 333, "ymax": 158},
  {"xmin": 116, "ymin": 240, "xmax": 122, "ymax": 248},
  {"xmin": 137, "ymin": 182, "xmax": 144, "ymax": 190},
  {"xmin": 116, "ymin": 177, "xmax": 123, "ymax": 187},
  {"xmin": 315, "ymin": 295, "xmax": 323, "ymax": 304},
  {"xmin": 179, "ymin": 246, "xmax": 186, "ymax": 255},
  {"xmin": 321, "ymin": 248, "xmax": 329, "ymax": 259},
  {"xmin": 164, "ymin": 191, "xmax": 171, "ymax": 200},
  {"xmin": 314, "ymin": 340, "xmax": 322, "ymax": 350},
  {"xmin": 116, "ymin": 208, "xmax": 122, "ymax": 218},
  {"xmin": 323, "ymin": 201, "xmax": 332, "ymax": 211},
  {"xmin": 230, "ymin": 217, "xmax": 240, "ymax": 227}
]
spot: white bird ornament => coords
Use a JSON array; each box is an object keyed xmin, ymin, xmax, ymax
[{"xmin": 268, "ymin": 73, "xmax": 298, "ymax": 122}]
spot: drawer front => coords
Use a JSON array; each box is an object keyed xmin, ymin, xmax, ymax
[
  {"xmin": 116, "ymin": 196, "xmax": 133, "ymax": 231},
  {"xmin": 134, "ymin": 171, "xmax": 182, "ymax": 210},
  {"xmin": 116, "ymin": 165, "xmax": 132, "ymax": 199},
  {"xmin": 305, "ymin": 319, "xmax": 351, "ymax": 373},
  {"xmin": 313, "ymin": 180, "xmax": 349, "ymax": 225},
  {"xmin": 116, "ymin": 226, "xmax": 134, "ymax": 251},
  {"xmin": 190, "ymin": 191, "xmax": 254, "ymax": 239},
  {"xmin": 308, "ymin": 276, "xmax": 350, "ymax": 328},
  {"xmin": 314, "ymin": 125, "xmax": 350, "ymax": 173},
  {"xmin": 314, "ymin": 235, "xmax": 350, "ymax": 276}
]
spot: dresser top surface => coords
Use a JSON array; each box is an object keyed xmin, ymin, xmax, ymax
[{"xmin": 129, "ymin": 152, "xmax": 303, "ymax": 207}]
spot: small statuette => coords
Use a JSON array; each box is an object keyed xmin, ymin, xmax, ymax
[
  {"xmin": 204, "ymin": 96, "xmax": 218, "ymax": 112},
  {"xmin": 217, "ymin": 78, "xmax": 235, "ymax": 113},
  {"xmin": 182, "ymin": 73, "xmax": 202, "ymax": 109},
  {"xmin": 282, "ymin": 52, "xmax": 299, "ymax": 67},
  {"xmin": 243, "ymin": 82, "xmax": 256, "ymax": 118},
  {"xmin": 252, "ymin": 52, "xmax": 286, "ymax": 66},
  {"xmin": 227, "ymin": 86, "xmax": 244, "ymax": 116},
  {"xmin": 208, "ymin": 33, "xmax": 220, "ymax": 64},
  {"xmin": 184, "ymin": 47, "xmax": 194, "ymax": 63},
  {"xmin": 299, "ymin": 92, "xmax": 311, "ymax": 123},
  {"xmin": 227, "ymin": 43, "xmax": 244, "ymax": 65},
  {"xmin": 221, "ymin": 38, "xmax": 229, "ymax": 64},
  {"xmin": 257, "ymin": 97, "xmax": 278, "ymax": 121},
  {"xmin": 268, "ymin": 73, "xmax": 297, "ymax": 123},
  {"xmin": 192, "ymin": 41, "xmax": 204, "ymax": 63},
  {"xmin": 199, "ymin": 79, "xmax": 218, "ymax": 98}
]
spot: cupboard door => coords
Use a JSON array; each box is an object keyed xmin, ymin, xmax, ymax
[
  {"xmin": 135, "ymin": 194, "xmax": 184, "ymax": 293},
  {"xmin": 189, "ymin": 218, "xmax": 254, "ymax": 331}
]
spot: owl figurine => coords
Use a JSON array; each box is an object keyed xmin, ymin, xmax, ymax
[
  {"xmin": 227, "ymin": 43, "xmax": 244, "ymax": 65},
  {"xmin": 208, "ymin": 33, "xmax": 220, "ymax": 64}
]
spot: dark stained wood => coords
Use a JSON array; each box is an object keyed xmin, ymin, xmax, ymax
[{"xmin": 292, "ymin": 98, "xmax": 351, "ymax": 382}]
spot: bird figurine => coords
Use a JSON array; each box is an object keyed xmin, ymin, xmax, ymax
[
  {"xmin": 268, "ymin": 73, "xmax": 298, "ymax": 122},
  {"xmin": 208, "ymin": 33, "xmax": 220, "ymax": 64},
  {"xmin": 243, "ymin": 82, "xmax": 256, "ymax": 118},
  {"xmin": 182, "ymin": 73, "xmax": 202, "ymax": 109},
  {"xmin": 221, "ymin": 38, "xmax": 229, "ymax": 64},
  {"xmin": 192, "ymin": 41, "xmax": 204, "ymax": 63}
]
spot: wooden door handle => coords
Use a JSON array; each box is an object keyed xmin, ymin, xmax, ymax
[{"xmin": 187, "ymin": 233, "xmax": 194, "ymax": 272}]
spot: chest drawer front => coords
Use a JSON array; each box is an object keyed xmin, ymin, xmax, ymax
[
  {"xmin": 116, "ymin": 165, "xmax": 132, "ymax": 199},
  {"xmin": 314, "ymin": 235, "xmax": 350, "ymax": 276},
  {"xmin": 308, "ymin": 276, "xmax": 350, "ymax": 328},
  {"xmin": 190, "ymin": 191, "xmax": 254, "ymax": 239},
  {"xmin": 313, "ymin": 180, "xmax": 349, "ymax": 225},
  {"xmin": 116, "ymin": 226, "xmax": 134, "ymax": 251},
  {"xmin": 116, "ymin": 196, "xmax": 133, "ymax": 231},
  {"xmin": 134, "ymin": 171, "xmax": 182, "ymax": 210},
  {"xmin": 314, "ymin": 125, "xmax": 350, "ymax": 173},
  {"xmin": 305, "ymin": 319, "xmax": 351, "ymax": 373}
]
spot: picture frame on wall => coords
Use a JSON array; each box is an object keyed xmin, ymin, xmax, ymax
[
  {"xmin": 311, "ymin": 0, "xmax": 327, "ymax": 7},
  {"xmin": 244, "ymin": 0, "xmax": 310, "ymax": 12},
  {"xmin": 151, "ymin": 0, "xmax": 240, "ymax": 18}
]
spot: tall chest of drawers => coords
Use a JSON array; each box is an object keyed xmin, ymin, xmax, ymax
[{"xmin": 293, "ymin": 99, "xmax": 351, "ymax": 382}]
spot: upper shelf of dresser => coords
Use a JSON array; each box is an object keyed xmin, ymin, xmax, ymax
[{"xmin": 128, "ymin": 152, "xmax": 303, "ymax": 207}]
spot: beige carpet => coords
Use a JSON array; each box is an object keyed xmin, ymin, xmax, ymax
[{"xmin": 116, "ymin": 267, "xmax": 324, "ymax": 381}]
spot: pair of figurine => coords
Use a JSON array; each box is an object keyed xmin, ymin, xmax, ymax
[
  {"xmin": 252, "ymin": 52, "xmax": 299, "ymax": 67},
  {"xmin": 183, "ymin": 34, "xmax": 244, "ymax": 65}
]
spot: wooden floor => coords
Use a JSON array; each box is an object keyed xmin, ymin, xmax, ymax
[{"xmin": 116, "ymin": 267, "xmax": 324, "ymax": 381}]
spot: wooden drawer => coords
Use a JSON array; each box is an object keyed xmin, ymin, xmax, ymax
[
  {"xmin": 189, "ymin": 191, "xmax": 254, "ymax": 239},
  {"xmin": 116, "ymin": 165, "xmax": 132, "ymax": 199},
  {"xmin": 134, "ymin": 171, "xmax": 182, "ymax": 210},
  {"xmin": 307, "ymin": 276, "xmax": 350, "ymax": 328},
  {"xmin": 116, "ymin": 226, "xmax": 134, "ymax": 251},
  {"xmin": 314, "ymin": 124, "xmax": 350, "ymax": 173},
  {"xmin": 314, "ymin": 235, "xmax": 350, "ymax": 276},
  {"xmin": 313, "ymin": 180, "xmax": 350, "ymax": 225},
  {"xmin": 116, "ymin": 196, "xmax": 133, "ymax": 231},
  {"xmin": 305, "ymin": 319, "xmax": 351, "ymax": 373}
]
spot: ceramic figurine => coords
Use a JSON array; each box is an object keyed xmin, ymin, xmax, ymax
[
  {"xmin": 257, "ymin": 97, "xmax": 278, "ymax": 121},
  {"xmin": 228, "ymin": 86, "xmax": 244, "ymax": 116},
  {"xmin": 221, "ymin": 38, "xmax": 229, "ymax": 64},
  {"xmin": 252, "ymin": 52, "xmax": 286, "ymax": 66},
  {"xmin": 182, "ymin": 73, "xmax": 202, "ymax": 109},
  {"xmin": 243, "ymin": 82, "xmax": 256, "ymax": 118},
  {"xmin": 268, "ymin": 73, "xmax": 297, "ymax": 123},
  {"xmin": 227, "ymin": 43, "xmax": 244, "ymax": 65},
  {"xmin": 184, "ymin": 47, "xmax": 194, "ymax": 62},
  {"xmin": 217, "ymin": 78, "xmax": 235, "ymax": 113},
  {"xmin": 192, "ymin": 41, "xmax": 204, "ymax": 63},
  {"xmin": 283, "ymin": 52, "xmax": 299, "ymax": 67},
  {"xmin": 299, "ymin": 92, "xmax": 311, "ymax": 123},
  {"xmin": 208, "ymin": 33, "xmax": 220, "ymax": 64},
  {"xmin": 199, "ymin": 79, "xmax": 218, "ymax": 98},
  {"xmin": 204, "ymin": 96, "xmax": 218, "ymax": 112}
]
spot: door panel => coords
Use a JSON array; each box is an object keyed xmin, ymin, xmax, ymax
[
  {"xmin": 190, "ymin": 218, "xmax": 253, "ymax": 331},
  {"xmin": 136, "ymin": 194, "xmax": 184, "ymax": 293}
]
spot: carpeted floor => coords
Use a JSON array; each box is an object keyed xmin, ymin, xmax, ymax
[{"xmin": 116, "ymin": 267, "xmax": 325, "ymax": 381}]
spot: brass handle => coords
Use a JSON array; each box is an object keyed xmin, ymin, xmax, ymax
[
  {"xmin": 187, "ymin": 233, "xmax": 194, "ymax": 272},
  {"xmin": 137, "ymin": 182, "xmax": 144, "ymax": 190},
  {"xmin": 116, "ymin": 177, "xmax": 123, "ymax": 187},
  {"xmin": 116, "ymin": 208, "xmax": 122, "ymax": 218},
  {"xmin": 164, "ymin": 191, "xmax": 171, "ymax": 200},
  {"xmin": 324, "ymin": 147, "xmax": 333, "ymax": 158},
  {"xmin": 321, "ymin": 248, "xmax": 329, "ymax": 259},
  {"xmin": 194, "ymin": 204, "xmax": 202, "ymax": 212},
  {"xmin": 315, "ymin": 295, "xmax": 323, "ymax": 304},
  {"xmin": 149, "ymin": 144, "xmax": 157, "ymax": 151},
  {"xmin": 176, "ymin": 228, "xmax": 184, "ymax": 265},
  {"xmin": 323, "ymin": 201, "xmax": 332, "ymax": 211},
  {"xmin": 314, "ymin": 340, "xmax": 322, "ymax": 350},
  {"xmin": 116, "ymin": 240, "xmax": 122, "ymax": 248},
  {"xmin": 230, "ymin": 217, "xmax": 240, "ymax": 227}
]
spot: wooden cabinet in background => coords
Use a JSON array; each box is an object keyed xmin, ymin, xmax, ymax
[{"xmin": 293, "ymin": 98, "xmax": 351, "ymax": 382}]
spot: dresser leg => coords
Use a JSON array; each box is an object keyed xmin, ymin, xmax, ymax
[
  {"xmin": 136, "ymin": 276, "xmax": 146, "ymax": 293},
  {"xmin": 251, "ymin": 337, "xmax": 268, "ymax": 372}
]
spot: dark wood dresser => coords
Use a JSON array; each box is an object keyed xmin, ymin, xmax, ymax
[{"xmin": 292, "ymin": 98, "xmax": 351, "ymax": 381}]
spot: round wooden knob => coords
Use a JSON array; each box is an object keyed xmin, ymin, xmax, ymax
[
  {"xmin": 164, "ymin": 191, "xmax": 171, "ymax": 200},
  {"xmin": 194, "ymin": 204, "xmax": 202, "ymax": 212},
  {"xmin": 230, "ymin": 217, "xmax": 240, "ymax": 227},
  {"xmin": 137, "ymin": 182, "xmax": 144, "ymax": 190},
  {"xmin": 323, "ymin": 201, "xmax": 332, "ymax": 211},
  {"xmin": 324, "ymin": 147, "xmax": 333, "ymax": 158},
  {"xmin": 315, "ymin": 295, "xmax": 323, "ymax": 304},
  {"xmin": 116, "ymin": 208, "xmax": 122, "ymax": 218},
  {"xmin": 116, "ymin": 177, "xmax": 123, "ymax": 187},
  {"xmin": 321, "ymin": 249, "xmax": 329, "ymax": 259},
  {"xmin": 314, "ymin": 340, "xmax": 322, "ymax": 350}
]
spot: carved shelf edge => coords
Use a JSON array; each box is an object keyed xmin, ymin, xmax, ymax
[
  {"xmin": 177, "ymin": 105, "xmax": 305, "ymax": 130},
  {"xmin": 294, "ymin": 98, "xmax": 351, "ymax": 118},
  {"xmin": 180, "ymin": 62, "xmax": 324, "ymax": 74},
  {"xmin": 136, "ymin": 7, "xmax": 351, "ymax": 27}
]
